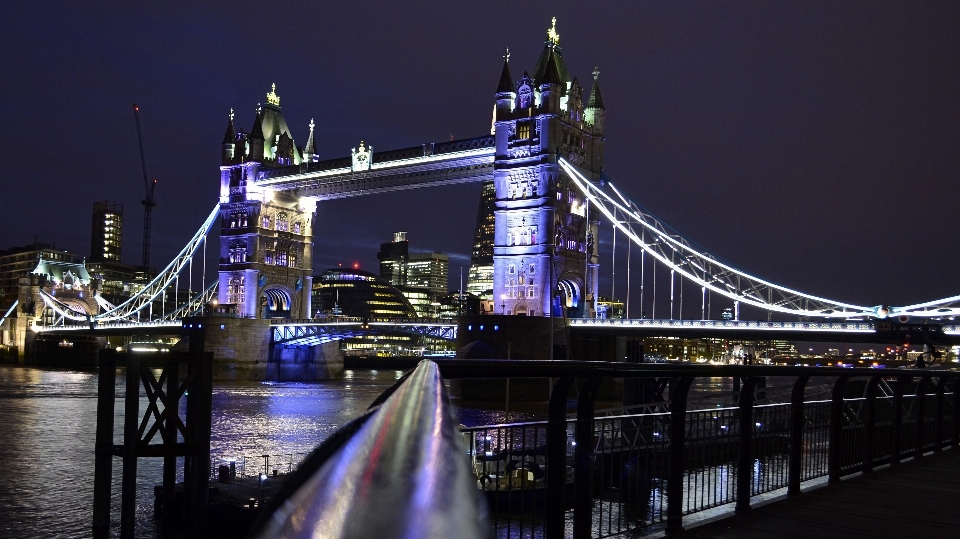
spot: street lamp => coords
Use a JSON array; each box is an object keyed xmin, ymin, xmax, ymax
[{"xmin": 500, "ymin": 294, "xmax": 506, "ymax": 315}]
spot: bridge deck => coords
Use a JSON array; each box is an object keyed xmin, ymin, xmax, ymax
[{"xmin": 668, "ymin": 448, "xmax": 960, "ymax": 538}]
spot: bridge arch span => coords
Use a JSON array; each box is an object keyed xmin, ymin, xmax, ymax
[{"xmin": 260, "ymin": 285, "xmax": 294, "ymax": 319}]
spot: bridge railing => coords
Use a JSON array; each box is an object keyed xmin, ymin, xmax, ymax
[
  {"xmin": 444, "ymin": 361, "xmax": 960, "ymax": 538},
  {"xmin": 250, "ymin": 360, "xmax": 959, "ymax": 539}
]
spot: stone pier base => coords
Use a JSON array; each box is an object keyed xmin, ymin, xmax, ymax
[{"xmin": 204, "ymin": 318, "xmax": 343, "ymax": 381}]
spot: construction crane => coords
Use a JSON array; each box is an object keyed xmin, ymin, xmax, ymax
[{"xmin": 132, "ymin": 103, "xmax": 158, "ymax": 270}]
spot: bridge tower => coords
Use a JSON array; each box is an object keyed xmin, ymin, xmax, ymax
[
  {"xmin": 217, "ymin": 85, "xmax": 316, "ymax": 319},
  {"xmin": 492, "ymin": 18, "xmax": 605, "ymax": 318}
]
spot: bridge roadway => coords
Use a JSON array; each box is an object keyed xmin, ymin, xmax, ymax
[
  {"xmin": 254, "ymin": 135, "xmax": 495, "ymax": 199},
  {"xmin": 33, "ymin": 317, "xmax": 960, "ymax": 346},
  {"xmin": 571, "ymin": 318, "xmax": 960, "ymax": 345},
  {"xmin": 667, "ymin": 448, "xmax": 960, "ymax": 539}
]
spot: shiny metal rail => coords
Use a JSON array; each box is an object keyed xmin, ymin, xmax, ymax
[{"xmin": 251, "ymin": 360, "xmax": 487, "ymax": 539}]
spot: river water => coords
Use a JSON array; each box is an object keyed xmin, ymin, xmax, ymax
[{"xmin": 0, "ymin": 365, "xmax": 537, "ymax": 539}]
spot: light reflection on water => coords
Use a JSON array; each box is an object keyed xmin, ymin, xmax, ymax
[{"xmin": 0, "ymin": 366, "xmax": 542, "ymax": 539}]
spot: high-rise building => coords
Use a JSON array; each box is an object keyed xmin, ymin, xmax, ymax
[
  {"xmin": 466, "ymin": 181, "xmax": 495, "ymax": 304},
  {"xmin": 377, "ymin": 233, "xmax": 449, "ymax": 317},
  {"xmin": 407, "ymin": 252, "xmax": 448, "ymax": 298},
  {"xmin": 90, "ymin": 201, "xmax": 123, "ymax": 263},
  {"xmin": 377, "ymin": 232, "xmax": 408, "ymax": 286}
]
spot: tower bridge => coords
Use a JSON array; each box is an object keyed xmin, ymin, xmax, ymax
[{"xmin": 9, "ymin": 18, "xmax": 960, "ymax": 373}]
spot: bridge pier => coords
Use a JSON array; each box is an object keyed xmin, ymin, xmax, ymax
[{"xmin": 194, "ymin": 317, "xmax": 343, "ymax": 381}]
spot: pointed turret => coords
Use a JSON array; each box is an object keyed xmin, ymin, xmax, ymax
[
  {"xmin": 585, "ymin": 67, "xmax": 605, "ymax": 133},
  {"xmin": 587, "ymin": 68, "xmax": 605, "ymax": 111},
  {"xmin": 533, "ymin": 17, "xmax": 570, "ymax": 85},
  {"xmin": 538, "ymin": 48, "xmax": 564, "ymax": 113},
  {"xmin": 249, "ymin": 104, "xmax": 265, "ymax": 161},
  {"xmin": 222, "ymin": 108, "xmax": 236, "ymax": 165},
  {"xmin": 304, "ymin": 118, "xmax": 318, "ymax": 163},
  {"xmin": 496, "ymin": 48, "xmax": 514, "ymax": 93},
  {"xmin": 495, "ymin": 47, "xmax": 516, "ymax": 124}
]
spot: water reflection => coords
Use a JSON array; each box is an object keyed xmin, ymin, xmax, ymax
[{"xmin": 0, "ymin": 366, "xmax": 434, "ymax": 539}]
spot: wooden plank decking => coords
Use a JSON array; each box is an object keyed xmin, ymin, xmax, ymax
[{"xmin": 670, "ymin": 449, "xmax": 960, "ymax": 539}]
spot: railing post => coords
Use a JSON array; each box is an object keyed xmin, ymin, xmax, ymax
[
  {"xmin": 891, "ymin": 376, "xmax": 905, "ymax": 465},
  {"xmin": 954, "ymin": 378, "xmax": 960, "ymax": 447},
  {"xmin": 828, "ymin": 375, "xmax": 848, "ymax": 484},
  {"xmin": 573, "ymin": 377, "xmax": 603, "ymax": 539},
  {"xmin": 665, "ymin": 376, "xmax": 694, "ymax": 535},
  {"xmin": 862, "ymin": 376, "xmax": 879, "ymax": 473},
  {"xmin": 546, "ymin": 377, "xmax": 574, "ymax": 539},
  {"xmin": 934, "ymin": 377, "xmax": 947, "ymax": 452},
  {"xmin": 788, "ymin": 375, "xmax": 809, "ymax": 496},
  {"xmin": 736, "ymin": 377, "xmax": 759, "ymax": 513},
  {"xmin": 915, "ymin": 375, "xmax": 930, "ymax": 459}
]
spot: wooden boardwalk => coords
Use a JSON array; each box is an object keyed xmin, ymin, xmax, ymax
[{"xmin": 670, "ymin": 449, "xmax": 960, "ymax": 539}]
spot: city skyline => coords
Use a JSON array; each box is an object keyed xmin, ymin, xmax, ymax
[{"xmin": 2, "ymin": 2, "xmax": 959, "ymax": 310}]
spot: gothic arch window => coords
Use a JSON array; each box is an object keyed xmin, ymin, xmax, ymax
[
  {"xmin": 229, "ymin": 241, "xmax": 247, "ymax": 263},
  {"xmin": 230, "ymin": 211, "xmax": 248, "ymax": 228},
  {"xmin": 517, "ymin": 86, "xmax": 532, "ymax": 109},
  {"xmin": 276, "ymin": 212, "xmax": 289, "ymax": 232},
  {"xmin": 262, "ymin": 213, "xmax": 271, "ymax": 229},
  {"xmin": 227, "ymin": 275, "xmax": 245, "ymax": 304},
  {"xmin": 516, "ymin": 121, "xmax": 531, "ymax": 140},
  {"xmin": 293, "ymin": 221, "xmax": 302, "ymax": 234}
]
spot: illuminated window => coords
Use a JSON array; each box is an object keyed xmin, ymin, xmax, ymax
[
  {"xmin": 276, "ymin": 212, "xmax": 289, "ymax": 232},
  {"xmin": 265, "ymin": 251, "xmax": 274, "ymax": 265},
  {"xmin": 276, "ymin": 250, "xmax": 288, "ymax": 266},
  {"xmin": 517, "ymin": 121, "xmax": 531, "ymax": 140},
  {"xmin": 293, "ymin": 221, "xmax": 302, "ymax": 234},
  {"xmin": 262, "ymin": 214, "xmax": 271, "ymax": 229}
]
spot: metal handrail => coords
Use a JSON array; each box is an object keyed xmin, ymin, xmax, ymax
[{"xmin": 251, "ymin": 360, "xmax": 487, "ymax": 539}]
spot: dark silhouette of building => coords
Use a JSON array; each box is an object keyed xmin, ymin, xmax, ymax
[{"xmin": 377, "ymin": 232, "xmax": 408, "ymax": 286}]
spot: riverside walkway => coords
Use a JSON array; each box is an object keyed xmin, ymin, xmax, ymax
[{"xmin": 668, "ymin": 448, "xmax": 960, "ymax": 539}]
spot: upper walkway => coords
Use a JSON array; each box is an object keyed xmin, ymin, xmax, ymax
[{"xmin": 667, "ymin": 448, "xmax": 960, "ymax": 538}]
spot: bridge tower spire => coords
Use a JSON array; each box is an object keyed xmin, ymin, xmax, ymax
[
  {"xmin": 490, "ymin": 17, "xmax": 603, "ymax": 319},
  {"xmin": 216, "ymin": 85, "xmax": 316, "ymax": 320}
]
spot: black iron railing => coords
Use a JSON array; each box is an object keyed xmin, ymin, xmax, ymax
[
  {"xmin": 434, "ymin": 360, "xmax": 960, "ymax": 538},
  {"xmin": 251, "ymin": 360, "xmax": 960, "ymax": 539}
]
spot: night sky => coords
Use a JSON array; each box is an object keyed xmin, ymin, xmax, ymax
[{"xmin": 2, "ymin": 1, "xmax": 958, "ymax": 314}]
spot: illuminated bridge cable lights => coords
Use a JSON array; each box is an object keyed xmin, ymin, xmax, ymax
[
  {"xmin": 558, "ymin": 158, "xmax": 960, "ymax": 320},
  {"xmin": 91, "ymin": 204, "xmax": 220, "ymax": 322}
]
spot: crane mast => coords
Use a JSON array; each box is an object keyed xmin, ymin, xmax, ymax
[{"xmin": 132, "ymin": 104, "xmax": 157, "ymax": 270}]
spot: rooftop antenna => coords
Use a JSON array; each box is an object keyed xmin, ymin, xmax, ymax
[{"xmin": 132, "ymin": 103, "xmax": 158, "ymax": 270}]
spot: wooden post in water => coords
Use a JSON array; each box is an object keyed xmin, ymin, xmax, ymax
[
  {"xmin": 162, "ymin": 359, "xmax": 179, "ymax": 529},
  {"xmin": 184, "ymin": 319, "xmax": 213, "ymax": 534},
  {"xmin": 92, "ymin": 352, "xmax": 117, "ymax": 539},
  {"xmin": 121, "ymin": 353, "xmax": 141, "ymax": 538}
]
